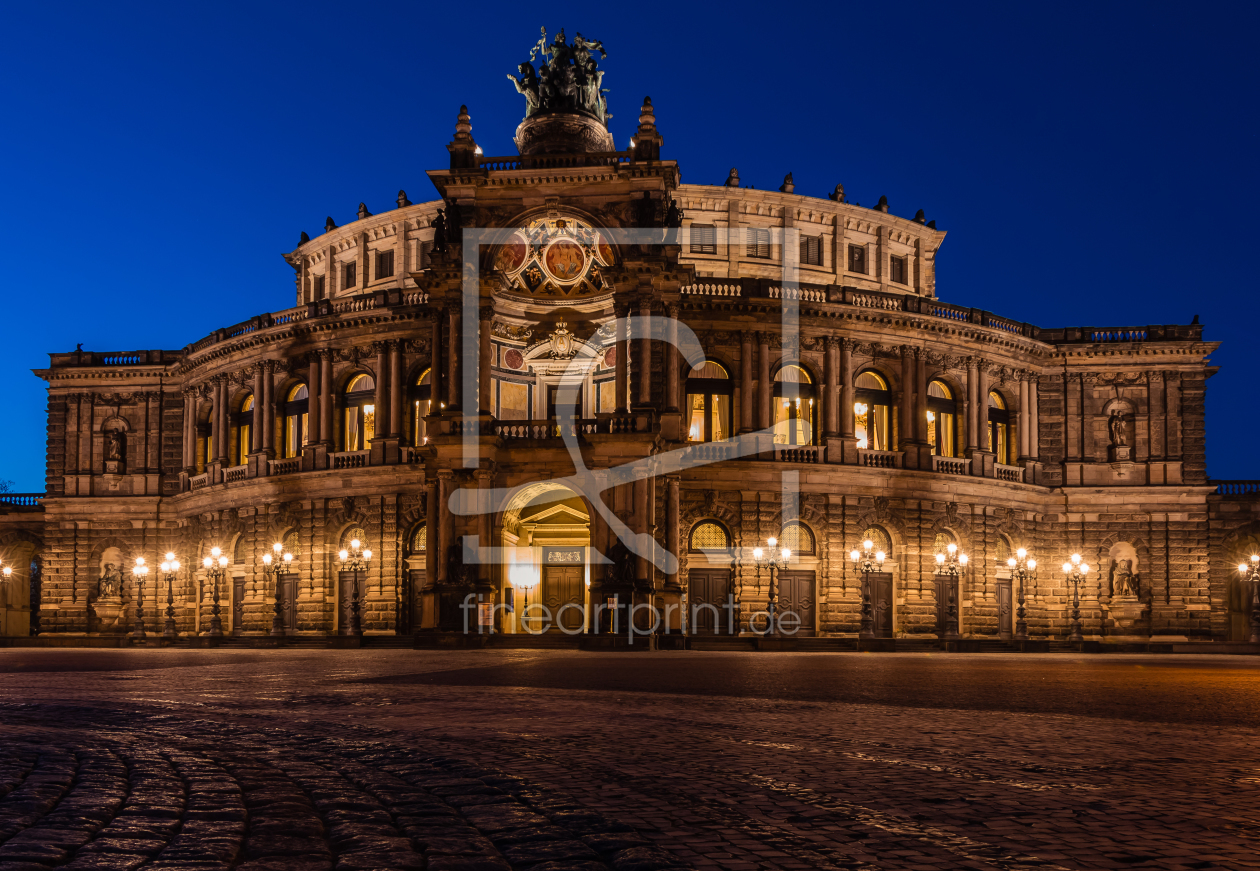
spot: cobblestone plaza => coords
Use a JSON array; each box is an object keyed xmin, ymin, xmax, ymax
[{"xmin": 0, "ymin": 649, "xmax": 1257, "ymax": 871}]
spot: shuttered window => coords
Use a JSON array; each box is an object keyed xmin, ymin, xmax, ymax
[
  {"xmin": 376, "ymin": 250, "xmax": 394, "ymax": 280},
  {"xmin": 890, "ymin": 255, "xmax": 907, "ymax": 285},
  {"xmin": 690, "ymin": 224, "xmax": 717, "ymax": 254},
  {"xmin": 848, "ymin": 245, "xmax": 867, "ymax": 274},
  {"xmin": 746, "ymin": 228, "xmax": 771, "ymax": 258},
  {"xmin": 800, "ymin": 235, "xmax": 822, "ymax": 266},
  {"xmin": 313, "ymin": 275, "xmax": 325, "ymax": 300}
]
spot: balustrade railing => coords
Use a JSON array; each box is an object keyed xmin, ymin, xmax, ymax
[
  {"xmin": 932, "ymin": 455, "xmax": 971, "ymax": 476},
  {"xmin": 682, "ymin": 443, "xmax": 735, "ymax": 463},
  {"xmin": 1214, "ymin": 480, "xmax": 1260, "ymax": 496},
  {"xmin": 268, "ymin": 457, "xmax": 300, "ymax": 476},
  {"xmin": 994, "ymin": 463, "xmax": 1025, "ymax": 483},
  {"xmin": 774, "ymin": 445, "xmax": 822, "ymax": 463},
  {"xmin": 859, "ymin": 449, "xmax": 903, "ymax": 468},
  {"xmin": 680, "ymin": 283, "xmax": 741, "ymax": 297},
  {"xmin": 189, "ymin": 473, "xmax": 209, "ymax": 491},
  {"xmin": 769, "ymin": 285, "xmax": 827, "ymax": 303},
  {"xmin": 224, "ymin": 464, "xmax": 247, "ymax": 483},
  {"xmin": 0, "ymin": 494, "xmax": 43, "ymax": 508},
  {"xmin": 331, "ymin": 450, "xmax": 369, "ymax": 470},
  {"xmin": 476, "ymin": 151, "xmax": 632, "ymax": 171}
]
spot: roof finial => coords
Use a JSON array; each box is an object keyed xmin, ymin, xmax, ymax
[
  {"xmin": 913, "ymin": 209, "xmax": 926, "ymax": 224},
  {"xmin": 324, "ymin": 216, "xmax": 337, "ymax": 233},
  {"xmin": 724, "ymin": 168, "xmax": 740, "ymax": 187},
  {"xmin": 779, "ymin": 173, "xmax": 795, "ymax": 194},
  {"xmin": 357, "ymin": 202, "xmax": 372, "ymax": 220}
]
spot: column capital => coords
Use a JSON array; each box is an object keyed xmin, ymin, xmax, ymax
[{"xmin": 824, "ymin": 335, "xmax": 842, "ymax": 351}]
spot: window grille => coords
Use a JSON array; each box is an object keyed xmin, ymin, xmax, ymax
[
  {"xmin": 862, "ymin": 525, "xmax": 892, "ymax": 557},
  {"xmin": 341, "ymin": 526, "xmax": 367, "ymax": 550},
  {"xmin": 800, "ymin": 235, "xmax": 822, "ymax": 266},
  {"xmin": 780, "ymin": 521, "xmax": 815, "ymax": 555},
  {"xmin": 689, "ymin": 522, "xmax": 731, "ymax": 552},
  {"xmin": 412, "ymin": 524, "xmax": 427, "ymax": 553},
  {"xmin": 376, "ymin": 250, "xmax": 394, "ymax": 280},
  {"xmin": 746, "ymin": 228, "xmax": 771, "ymax": 258},
  {"xmin": 282, "ymin": 531, "xmax": 301, "ymax": 559},
  {"xmin": 995, "ymin": 536, "xmax": 1011, "ymax": 564},
  {"xmin": 232, "ymin": 535, "xmax": 246, "ymax": 565},
  {"xmin": 849, "ymin": 245, "xmax": 867, "ymax": 274},
  {"xmin": 934, "ymin": 532, "xmax": 955, "ymax": 555},
  {"xmin": 690, "ymin": 224, "xmax": 717, "ymax": 254}
]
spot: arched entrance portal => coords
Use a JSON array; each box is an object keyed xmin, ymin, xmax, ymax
[{"xmin": 501, "ymin": 482, "xmax": 592, "ymax": 634}]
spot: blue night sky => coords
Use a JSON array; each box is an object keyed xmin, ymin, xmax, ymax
[{"xmin": 0, "ymin": 1, "xmax": 1255, "ymax": 491}]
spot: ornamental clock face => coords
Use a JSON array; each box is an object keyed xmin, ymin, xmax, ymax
[{"xmin": 494, "ymin": 216, "xmax": 614, "ymax": 299}]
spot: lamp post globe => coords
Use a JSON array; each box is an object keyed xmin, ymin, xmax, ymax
[
  {"xmin": 262, "ymin": 541, "xmax": 296, "ymax": 638},
  {"xmin": 338, "ymin": 538, "xmax": 370, "ymax": 637},
  {"xmin": 1007, "ymin": 548, "xmax": 1037, "ymax": 641},
  {"xmin": 750, "ymin": 538, "xmax": 790, "ymax": 636},
  {"xmin": 1238, "ymin": 554, "xmax": 1260, "ymax": 644},
  {"xmin": 934, "ymin": 544, "xmax": 969, "ymax": 641}
]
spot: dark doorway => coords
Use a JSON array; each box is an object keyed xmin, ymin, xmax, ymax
[
  {"xmin": 339, "ymin": 571, "xmax": 365, "ymax": 633},
  {"xmin": 777, "ymin": 570, "xmax": 816, "ymax": 636},
  {"xmin": 933, "ymin": 574, "xmax": 958, "ymax": 635},
  {"xmin": 281, "ymin": 574, "xmax": 298, "ymax": 632},
  {"xmin": 997, "ymin": 579, "xmax": 1013, "ymax": 640},
  {"xmin": 688, "ymin": 569, "xmax": 733, "ymax": 634},
  {"xmin": 868, "ymin": 572, "xmax": 893, "ymax": 638},
  {"xmin": 231, "ymin": 578, "xmax": 245, "ymax": 636}
]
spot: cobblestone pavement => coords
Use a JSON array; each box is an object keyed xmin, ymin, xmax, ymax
[{"xmin": 0, "ymin": 650, "xmax": 1257, "ymax": 871}]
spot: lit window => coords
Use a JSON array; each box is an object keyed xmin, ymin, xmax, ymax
[
  {"xmin": 686, "ymin": 361, "xmax": 732, "ymax": 443},
  {"xmin": 344, "ymin": 374, "xmax": 376, "ymax": 451},
  {"xmin": 773, "ymin": 365, "xmax": 815, "ymax": 445},
  {"xmin": 854, "ymin": 370, "xmax": 890, "ymax": 451},
  {"xmin": 927, "ymin": 380, "xmax": 958, "ymax": 458},
  {"xmin": 234, "ymin": 395, "xmax": 254, "ymax": 466},
  {"xmin": 411, "ymin": 369, "xmax": 431, "ymax": 446},
  {"xmin": 689, "ymin": 522, "xmax": 731, "ymax": 552},
  {"xmin": 848, "ymin": 244, "xmax": 867, "ymax": 274},
  {"xmin": 282, "ymin": 384, "xmax": 309, "ymax": 459},
  {"xmin": 988, "ymin": 391, "xmax": 1014, "ymax": 464},
  {"xmin": 779, "ymin": 521, "xmax": 815, "ymax": 556}
]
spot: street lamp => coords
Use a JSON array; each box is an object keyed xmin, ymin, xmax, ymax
[
  {"xmin": 1060, "ymin": 553, "xmax": 1091, "ymax": 643},
  {"xmin": 751, "ymin": 537, "xmax": 791, "ymax": 635},
  {"xmin": 1006, "ymin": 548, "xmax": 1037, "ymax": 641},
  {"xmin": 131, "ymin": 559, "xmax": 149, "ymax": 640},
  {"xmin": 849, "ymin": 539, "xmax": 885, "ymax": 639},
  {"xmin": 934, "ymin": 543, "xmax": 969, "ymax": 640},
  {"xmin": 201, "ymin": 546, "xmax": 228, "ymax": 637},
  {"xmin": 512, "ymin": 565, "xmax": 538, "ymax": 632},
  {"xmin": 159, "ymin": 552, "xmax": 181, "ymax": 640},
  {"xmin": 1237, "ymin": 554, "xmax": 1260, "ymax": 644},
  {"xmin": 338, "ymin": 538, "xmax": 372, "ymax": 637},
  {"xmin": 261, "ymin": 541, "xmax": 296, "ymax": 637}
]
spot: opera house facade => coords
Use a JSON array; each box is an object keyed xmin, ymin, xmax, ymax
[{"xmin": 2, "ymin": 32, "xmax": 1257, "ymax": 648}]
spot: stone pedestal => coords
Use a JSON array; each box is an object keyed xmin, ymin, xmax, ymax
[
  {"xmin": 1109, "ymin": 444, "xmax": 1133, "ymax": 462},
  {"xmin": 91, "ymin": 596, "xmax": 126, "ymax": 634},
  {"xmin": 1107, "ymin": 592, "xmax": 1148, "ymax": 638}
]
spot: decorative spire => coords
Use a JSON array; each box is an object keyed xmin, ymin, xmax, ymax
[
  {"xmin": 876, "ymin": 195, "xmax": 889, "ymax": 213},
  {"xmin": 357, "ymin": 203, "xmax": 372, "ymax": 220},
  {"xmin": 724, "ymin": 168, "xmax": 740, "ymax": 187},
  {"xmin": 397, "ymin": 190, "xmax": 412, "ymax": 208},
  {"xmin": 448, "ymin": 105, "xmax": 479, "ymax": 169},
  {"xmin": 631, "ymin": 96, "xmax": 662, "ymax": 162},
  {"xmin": 324, "ymin": 216, "xmax": 337, "ymax": 233},
  {"xmin": 299, "ymin": 231, "xmax": 310, "ymax": 245},
  {"xmin": 779, "ymin": 173, "xmax": 795, "ymax": 194}
]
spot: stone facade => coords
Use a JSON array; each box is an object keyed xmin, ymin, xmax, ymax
[{"xmin": 3, "ymin": 92, "xmax": 1257, "ymax": 645}]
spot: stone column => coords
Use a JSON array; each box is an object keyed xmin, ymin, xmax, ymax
[
  {"xmin": 757, "ymin": 333, "xmax": 771, "ymax": 431},
  {"xmin": 430, "ymin": 310, "xmax": 444, "ymax": 416},
  {"xmin": 477, "ymin": 469, "xmax": 492, "ymax": 583},
  {"xmin": 840, "ymin": 339, "xmax": 855, "ymax": 438},
  {"xmin": 823, "ymin": 337, "xmax": 839, "ymax": 437},
  {"xmin": 437, "ymin": 471, "xmax": 453, "ymax": 582},
  {"xmin": 615, "ymin": 306, "xmax": 629, "ymax": 412},
  {"xmin": 320, "ymin": 351, "xmax": 334, "ymax": 446},
  {"xmin": 425, "ymin": 478, "xmax": 438, "ymax": 583},
  {"xmin": 1030, "ymin": 376, "xmax": 1040, "ymax": 458},
  {"xmin": 740, "ymin": 332, "xmax": 754, "ymax": 433},
  {"xmin": 214, "ymin": 378, "xmax": 229, "ymax": 464},
  {"xmin": 262, "ymin": 362, "xmax": 275, "ymax": 454},
  {"xmin": 914, "ymin": 349, "xmax": 928, "ymax": 443},
  {"xmin": 307, "ymin": 353, "xmax": 323, "ymax": 445},
  {"xmin": 666, "ymin": 476, "xmax": 680, "ymax": 586},
  {"xmin": 479, "ymin": 308, "xmax": 493, "ymax": 416},
  {"xmin": 1018, "ymin": 375, "xmax": 1031, "ymax": 460},
  {"xmin": 665, "ymin": 304, "xmax": 680, "ymax": 412},
  {"xmin": 637, "ymin": 298, "xmax": 652, "ymax": 405},
  {"xmin": 183, "ymin": 391, "xmax": 195, "ymax": 471},
  {"xmin": 389, "ymin": 342, "xmax": 404, "ymax": 438},
  {"xmin": 965, "ymin": 358, "xmax": 979, "ymax": 452},
  {"xmin": 448, "ymin": 308, "xmax": 460, "ymax": 409},
  {"xmin": 251, "ymin": 366, "xmax": 264, "ymax": 453},
  {"xmin": 899, "ymin": 348, "xmax": 914, "ymax": 450},
  {"xmin": 374, "ymin": 343, "xmax": 389, "ymax": 443},
  {"xmin": 977, "ymin": 364, "xmax": 990, "ymax": 448}
]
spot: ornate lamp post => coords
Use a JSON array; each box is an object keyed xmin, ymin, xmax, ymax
[
  {"xmin": 751, "ymin": 537, "xmax": 791, "ymax": 635},
  {"xmin": 130, "ymin": 557, "xmax": 149, "ymax": 640},
  {"xmin": 1006, "ymin": 548, "xmax": 1037, "ymax": 641},
  {"xmin": 338, "ymin": 537, "xmax": 372, "ymax": 637},
  {"xmin": 512, "ymin": 566, "xmax": 538, "ymax": 633},
  {"xmin": 1061, "ymin": 553, "xmax": 1091, "ymax": 643},
  {"xmin": 934, "ymin": 543, "xmax": 969, "ymax": 640},
  {"xmin": 849, "ymin": 539, "xmax": 885, "ymax": 639},
  {"xmin": 1237, "ymin": 554, "xmax": 1260, "ymax": 644},
  {"xmin": 159, "ymin": 552, "xmax": 181, "ymax": 640},
  {"xmin": 201, "ymin": 546, "xmax": 228, "ymax": 637},
  {"xmin": 261, "ymin": 541, "xmax": 296, "ymax": 637}
]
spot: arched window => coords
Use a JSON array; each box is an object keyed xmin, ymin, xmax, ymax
[
  {"xmin": 341, "ymin": 526, "xmax": 367, "ymax": 550},
  {"xmin": 927, "ymin": 381, "xmax": 958, "ymax": 458},
  {"xmin": 233, "ymin": 395, "xmax": 254, "ymax": 466},
  {"xmin": 779, "ymin": 520, "xmax": 815, "ymax": 556},
  {"xmin": 988, "ymin": 391, "xmax": 1014, "ymax": 464},
  {"xmin": 232, "ymin": 534, "xmax": 247, "ymax": 566},
  {"xmin": 344, "ymin": 374, "xmax": 376, "ymax": 451},
  {"xmin": 686, "ymin": 362, "xmax": 733, "ymax": 443},
  {"xmin": 410, "ymin": 524, "xmax": 427, "ymax": 554},
  {"xmin": 933, "ymin": 531, "xmax": 955, "ymax": 555},
  {"xmin": 410, "ymin": 369, "xmax": 432, "ymax": 446},
  {"xmin": 773, "ymin": 365, "xmax": 816, "ymax": 446},
  {"xmin": 282, "ymin": 384, "xmax": 309, "ymax": 459},
  {"xmin": 995, "ymin": 535, "xmax": 1012, "ymax": 566},
  {"xmin": 689, "ymin": 521, "xmax": 732, "ymax": 552},
  {"xmin": 861, "ymin": 525, "xmax": 893, "ymax": 558},
  {"xmin": 282, "ymin": 531, "xmax": 301, "ymax": 559},
  {"xmin": 854, "ymin": 371, "xmax": 891, "ymax": 451}
]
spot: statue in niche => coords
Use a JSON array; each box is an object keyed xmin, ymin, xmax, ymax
[
  {"xmin": 105, "ymin": 430, "xmax": 123, "ymax": 461},
  {"xmin": 1108, "ymin": 409, "xmax": 1128, "ymax": 446},
  {"xmin": 98, "ymin": 562, "xmax": 122, "ymax": 598},
  {"xmin": 1112, "ymin": 558, "xmax": 1138, "ymax": 598}
]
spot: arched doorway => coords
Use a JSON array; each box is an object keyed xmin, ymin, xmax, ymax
[
  {"xmin": 0, "ymin": 535, "xmax": 41, "ymax": 636},
  {"xmin": 687, "ymin": 520, "xmax": 735, "ymax": 634},
  {"xmin": 500, "ymin": 482, "xmax": 593, "ymax": 634}
]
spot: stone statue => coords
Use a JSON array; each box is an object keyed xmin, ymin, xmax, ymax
[
  {"xmin": 510, "ymin": 27, "xmax": 609, "ymax": 122},
  {"xmin": 1108, "ymin": 409, "xmax": 1128, "ymax": 446},
  {"xmin": 663, "ymin": 198, "xmax": 683, "ymax": 229},
  {"xmin": 828, "ymin": 183, "xmax": 847, "ymax": 203},
  {"xmin": 105, "ymin": 430, "xmax": 123, "ymax": 461},
  {"xmin": 99, "ymin": 562, "xmax": 122, "ymax": 598},
  {"xmin": 432, "ymin": 209, "xmax": 447, "ymax": 254},
  {"xmin": 1113, "ymin": 558, "xmax": 1137, "ymax": 597}
]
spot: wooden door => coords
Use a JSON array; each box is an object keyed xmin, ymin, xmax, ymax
[
  {"xmin": 231, "ymin": 578, "xmax": 245, "ymax": 635},
  {"xmin": 543, "ymin": 566, "xmax": 584, "ymax": 632},
  {"xmin": 777, "ymin": 570, "xmax": 816, "ymax": 636},
  {"xmin": 933, "ymin": 575, "xmax": 958, "ymax": 635},
  {"xmin": 688, "ymin": 569, "xmax": 733, "ymax": 634},
  {"xmin": 997, "ymin": 580, "xmax": 1013, "ymax": 640},
  {"xmin": 338, "ymin": 571, "xmax": 362, "ymax": 632},
  {"xmin": 281, "ymin": 575, "xmax": 298, "ymax": 631},
  {"xmin": 869, "ymin": 572, "xmax": 893, "ymax": 638}
]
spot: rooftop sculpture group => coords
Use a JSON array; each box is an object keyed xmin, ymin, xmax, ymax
[{"xmin": 508, "ymin": 27, "xmax": 610, "ymax": 124}]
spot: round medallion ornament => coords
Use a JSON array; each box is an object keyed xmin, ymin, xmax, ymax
[
  {"xmin": 543, "ymin": 240, "xmax": 586, "ymax": 283},
  {"xmin": 495, "ymin": 234, "xmax": 528, "ymax": 272},
  {"xmin": 603, "ymin": 347, "xmax": 617, "ymax": 368},
  {"xmin": 503, "ymin": 349, "xmax": 524, "ymax": 370},
  {"xmin": 596, "ymin": 235, "xmax": 614, "ymax": 266}
]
